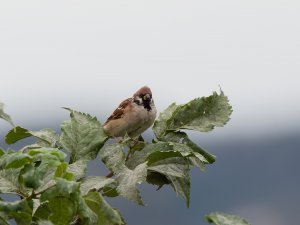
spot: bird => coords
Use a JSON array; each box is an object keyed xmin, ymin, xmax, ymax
[{"xmin": 103, "ymin": 86, "xmax": 157, "ymax": 138}]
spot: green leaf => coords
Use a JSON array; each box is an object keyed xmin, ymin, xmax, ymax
[
  {"xmin": 11, "ymin": 211, "xmax": 33, "ymax": 225},
  {"xmin": 148, "ymin": 161, "xmax": 187, "ymax": 178},
  {"xmin": 60, "ymin": 109, "xmax": 108, "ymax": 164},
  {"xmin": 163, "ymin": 131, "xmax": 216, "ymax": 164},
  {"xmin": 116, "ymin": 162, "xmax": 148, "ymax": 205},
  {"xmin": 48, "ymin": 197, "xmax": 77, "ymax": 225},
  {"xmin": 100, "ymin": 144, "xmax": 148, "ymax": 205},
  {"xmin": 30, "ymin": 129, "xmax": 58, "ymax": 147},
  {"xmin": 171, "ymin": 91, "xmax": 232, "ymax": 132},
  {"xmin": 0, "ymin": 102, "xmax": 14, "ymax": 127},
  {"xmin": 33, "ymin": 202, "xmax": 51, "ymax": 221},
  {"xmin": 0, "ymin": 169, "xmax": 22, "ymax": 194},
  {"xmin": 168, "ymin": 175, "xmax": 190, "ymax": 207},
  {"xmin": 55, "ymin": 162, "xmax": 74, "ymax": 180},
  {"xmin": 189, "ymin": 153, "xmax": 206, "ymax": 171},
  {"xmin": 146, "ymin": 171, "xmax": 171, "ymax": 187},
  {"xmin": 0, "ymin": 151, "xmax": 32, "ymax": 169},
  {"xmin": 153, "ymin": 103, "xmax": 179, "ymax": 138},
  {"xmin": 28, "ymin": 148, "xmax": 66, "ymax": 162},
  {"xmin": 127, "ymin": 140, "xmax": 208, "ymax": 171},
  {"xmin": 84, "ymin": 192, "xmax": 123, "ymax": 225},
  {"xmin": 5, "ymin": 126, "xmax": 31, "ymax": 145},
  {"xmin": 21, "ymin": 164, "xmax": 42, "ymax": 189},
  {"xmin": 0, "ymin": 199, "xmax": 33, "ymax": 225},
  {"xmin": 99, "ymin": 143, "xmax": 126, "ymax": 173},
  {"xmin": 102, "ymin": 186, "xmax": 119, "ymax": 198},
  {"xmin": 153, "ymin": 91, "xmax": 232, "ymax": 137},
  {"xmin": 19, "ymin": 148, "xmax": 65, "ymax": 189},
  {"xmin": 0, "ymin": 148, "xmax": 4, "ymax": 158},
  {"xmin": 80, "ymin": 176, "xmax": 115, "ymax": 195},
  {"xmin": 67, "ymin": 160, "xmax": 88, "ymax": 180},
  {"xmin": 148, "ymin": 156, "xmax": 191, "ymax": 207},
  {"xmin": 0, "ymin": 216, "xmax": 9, "ymax": 225},
  {"xmin": 77, "ymin": 195, "xmax": 98, "ymax": 225},
  {"xmin": 146, "ymin": 150, "xmax": 183, "ymax": 165},
  {"xmin": 40, "ymin": 178, "xmax": 78, "ymax": 201},
  {"xmin": 5, "ymin": 126, "xmax": 58, "ymax": 147},
  {"xmin": 205, "ymin": 212, "xmax": 251, "ymax": 225},
  {"xmin": 126, "ymin": 142, "xmax": 173, "ymax": 169},
  {"xmin": 40, "ymin": 178, "xmax": 97, "ymax": 225}
]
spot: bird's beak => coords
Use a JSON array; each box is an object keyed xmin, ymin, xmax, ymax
[{"xmin": 143, "ymin": 94, "xmax": 151, "ymax": 100}]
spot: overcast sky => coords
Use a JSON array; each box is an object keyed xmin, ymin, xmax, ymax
[
  {"xmin": 1, "ymin": 0, "xmax": 300, "ymax": 141},
  {"xmin": 1, "ymin": 2, "xmax": 300, "ymax": 225}
]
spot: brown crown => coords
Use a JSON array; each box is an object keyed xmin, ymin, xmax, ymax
[{"xmin": 133, "ymin": 86, "xmax": 152, "ymax": 97}]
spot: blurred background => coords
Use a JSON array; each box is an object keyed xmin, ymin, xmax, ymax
[{"xmin": 1, "ymin": 1, "xmax": 300, "ymax": 224}]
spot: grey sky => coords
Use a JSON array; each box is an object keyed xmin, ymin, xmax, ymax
[
  {"xmin": 1, "ymin": 2, "xmax": 300, "ymax": 225},
  {"xmin": 1, "ymin": 1, "xmax": 300, "ymax": 139}
]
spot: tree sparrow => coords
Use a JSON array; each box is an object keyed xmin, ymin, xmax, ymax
[{"xmin": 103, "ymin": 86, "xmax": 157, "ymax": 138}]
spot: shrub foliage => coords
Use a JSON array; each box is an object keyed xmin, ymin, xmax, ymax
[{"xmin": 0, "ymin": 91, "xmax": 250, "ymax": 225}]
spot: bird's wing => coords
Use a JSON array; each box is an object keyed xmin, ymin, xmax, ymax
[{"xmin": 104, "ymin": 98, "xmax": 132, "ymax": 124}]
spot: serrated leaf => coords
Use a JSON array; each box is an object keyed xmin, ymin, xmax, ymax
[
  {"xmin": 48, "ymin": 197, "xmax": 77, "ymax": 225},
  {"xmin": 32, "ymin": 199, "xmax": 41, "ymax": 216},
  {"xmin": 30, "ymin": 129, "xmax": 58, "ymax": 147},
  {"xmin": 102, "ymin": 186, "xmax": 119, "ymax": 198},
  {"xmin": 55, "ymin": 162, "xmax": 74, "ymax": 180},
  {"xmin": 84, "ymin": 192, "xmax": 123, "ymax": 225},
  {"xmin": 170, "ymin": 91, "xmax": 232, "ymax": 132},
  {"xmin": 148, "ymin": 163, "xmax": 186, "ymax": 178},
  {"xmin": 28, "ymin": 148, "xmax": 66, "ymax": 162},
  {"xmin": 163, "ymin": 131, "xmax": 216, "ymax": 163},
  {"xmin": 189, "ymin": 153, "xmax": 206, "ymax": 171},
  {"xmin": 168, "ymin": 175, "xmax": 190, "ymax": 207},
  {"xmin": 0, "ymin": 169, "xmax": 22, "ymax": 194},
  {"xmin": 205, "ymin": 212, "xmax": 251, "ymax": 225},
  {"xmin": 146, "ymin": 171, "xmax": 171, "ymax": 187},
  {"xmin": 153, "ymin": 91, "xmax": 232, "ymax": 137},
  {"xmin": 116, "ymin": 162, "xmax": 148, "ymax": 205},
  {"xmin": 40, "ymin": 178, "xmax": 78, "ymax": 201},
  {"xmin": 5, "ymin": 126, "xmax": 58, "ymax": 147},
  {"xmin": 67, "ymin": 160, "xmax": 88, "ymax": 181},
  {"xmin": 127, "ymin": 140, "xmax": 208, "ymax": 171},
  {"xmin": 5, "ymin": 126, "xmax": 31, "ymax": 145},
  {"xmin": 60, "ymin": 109, "xmax": 108, "ymax": 164},
  {"xmin": 148, "ymin": 156, "xmax": 191, "ymax": 207},
  {"xmin": 146, "ymin": 150, "xmax": 183, "ymax": 165},
  {"xmin": 0, "ymin": 199, "xmax": 32, "ymax": 212},
  {"xmin": 40, "ymin": 178, "xmax": 97, "ymax": 225},
  {"xmin": 126, "ymin": 142, "xmax": 173, "ymax": 169},
  {"xmin": 0, "ymin": 103, "xmax": 14, "ymax": 127},
  {"xmin": 21, "ymin": 164, "xmax": 42, "ymax": 189},
  {"xmin": 153, "ymin": 103, "xmax": 179, "ymax": 138},
  {"xmin": 0, "ymin": 199, "xmax": 33, "ymax": 225},
  {"xmin": 10, "ymin": 211, "xmax": 32, "ymax": 225},
  {"xmin": 0, "ymin": 152, "xmax": 32, "ymax": 169},
  {"xmin": 100, "ymin": 144, "xmax": 147, "ymax": 205},
  {"xmin": 99, "ymin": 143, "xmax": 126, "ymax": 173},
  {"xmin": 33, "ymin": 202, "xmax": 51, "ymax": 221},
  {"xmin": 19, "ymin": 148, "xmax": 65, "ymax": 190},
  {"xmin": 77, "ymin": 194, "xmax": 98, "ymax": 225},
  {"xmin": 80, "ymin": 176, "xmax": 115, "ymax": 195},
  {"xmin": 21, "ymin": 163, "xmax": 58, "ymax": 190}
]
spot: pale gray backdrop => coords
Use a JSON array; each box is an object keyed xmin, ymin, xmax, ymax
[{"xmin": 1, "ymin": 1, "xmax": 300, "ymax": 224}]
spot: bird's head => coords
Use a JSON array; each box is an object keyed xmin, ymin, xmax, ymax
[{"xmin": 133, "ymin": 86, "xmax": 153, "ymax": 111}]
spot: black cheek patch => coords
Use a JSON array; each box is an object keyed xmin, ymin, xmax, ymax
[{"xmin": 143, "ymin": 100, "xmax": 152, "ymax": 111}]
